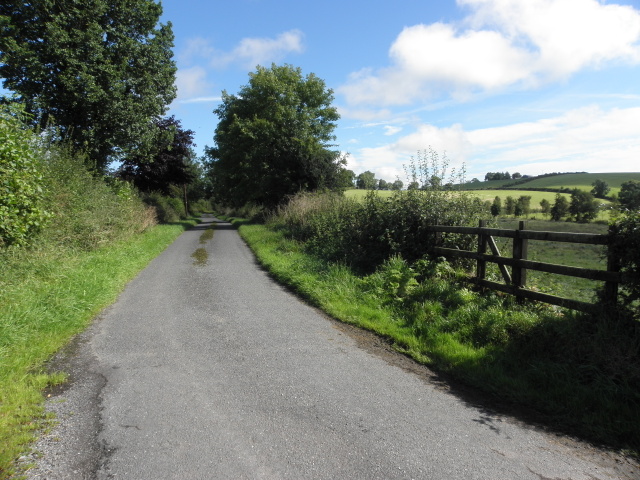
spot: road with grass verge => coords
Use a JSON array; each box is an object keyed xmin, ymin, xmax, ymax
[{"xmin": 24, "ymin": 215, "xmax": 638, "ymax": 479}]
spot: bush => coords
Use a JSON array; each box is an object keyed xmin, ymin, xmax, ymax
[
  {"xmin": 143, "ymin": 192, "xmax": 183, "ymax": 224},
  {"xmin": 610, "ymin": 210, "xmax": 640, "ymax": 319},
  {"xmin": 32, "ymin": 145, "xmax": 152, "ymax": 250},
  {"xmin": 273, "ymin": 186, "xmax": 485, "ymax": 273},
  {"xmin": 189, "ymin": 198, "xmax": 212, "ymax": 216},
  {"xmin": 271, "ymin": 149, "xmax": 486, "ymax": 272},
  {"xmin": 0, "ymin": 104, "xmax": 49, "ymax": 247}
]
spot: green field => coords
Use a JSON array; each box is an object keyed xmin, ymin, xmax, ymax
[
  {"xmin": 461, "ymin": 172, "xmax": 640, "ymax": 196},
  {"xmin": 506, "ymin": 172, "xmax": 640, "ymax": 196},
  {"xmin": 468, "ymin": 189, "xmax": 570, "ymax": 205},
  {"xmin": 344, "ymin": 188, "xmax": 568, "ymax": 207},
  {"xmin": 344, "ymin": 188, "xmax": 611, "ymax": 219},
  {"xmin": 492, "ymin": 219, "xmax": 609, "ymax": 303}
]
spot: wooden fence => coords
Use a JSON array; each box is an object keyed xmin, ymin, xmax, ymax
[{"xmin": 425, "ymin": 220, "xmax": 620, "ymax": 312}]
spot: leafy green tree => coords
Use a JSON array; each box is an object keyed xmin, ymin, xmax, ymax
[
  {"xmin": 550, "ymin": 194, "xmax": 569, "ymax": 221},
  {"xmin": 490, "ymin": 196, "xmax": 502, "ymax": 217},
  {"xmin": 539, "ymin": 198, "xmax": 551, "ymax": 217},
  {"xmin": 378, "ymin": 179, "xmax": 389, "ymax": 190},
  {"xmin": 427, "ymin": 175, "xmax": 441, "ymax": 189},
  {"xmin": 337, "ymin": 168, "xmax": 356, "ymax": 189},
  {"xmin": 407, "ymin": 181, "xmax": 420, "ymax": 191},
  {"xmin": 118, "ymin": 116, "xmax": 196, "ymax": 196},
  {"xmin": 591, "ymin": 179, "xmax": 610, "ymax": 198},
  {"xmin": 515, "ymin": 195, "xmax": 532, "ymax": 217},
  {"xmin": 619, "ymin": 180, "xmax": 640, "ymax": 210},
  {"xmin": 0, "ymin": 0, "xmax": 176, "ymax": 169},
  {"xmin": 391, "ymin": 179, "xmax": 403, "ymax": 191},
  {"xmin": 569, "ymin": 189, "xmax": 599, "ymax": 223},
  {"xmin": 356, "ymin": 171, "xmax": 377, "ymax": 190},
  {"xmin": 206, "ymin": 64, "xmax": 341, "ymax": 207},
  {"xmin": 504, "ymin": 196, "xmax": 515, "ymax": 215},
  {"xmin": 0, "ymin": 104, "xmax": 48, "ymax": 247}
]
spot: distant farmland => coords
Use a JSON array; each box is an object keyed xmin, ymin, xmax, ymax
[{"xmin": 461, "ymin": 172, "xmax": 640, "ymax": 196}]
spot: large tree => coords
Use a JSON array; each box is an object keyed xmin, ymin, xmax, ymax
[
  {"xmin": 356, "ymin": 171, "xmax": 376, "ymax": 190},
  {"xmin": 550, "ymin": 194, "xmax": 569, "ymax": 221},
  {"xmin": 118, "ymin": 116, "xmax": 196, "ymax": 196},
  {"xmin": 0, "ymin": 0, "xmax": 176, "ymax": 169},
  {"xmin": 206, "ymin": 64, "xmax": 341, "ymax": 207},
  {"xmin": 569, "ymin": 189, "xmax": 599, "ymax": 223},
  {"xmin": 619, "ymin": 179, "xmax": 640, "ymax": 210},
  {"xmin": 591, "ymin": 179, "xmax": 610, "ymax": 198}
]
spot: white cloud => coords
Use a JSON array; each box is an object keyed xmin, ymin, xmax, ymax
[
  {"xmin": 462, "ymin": 0, "xmax": 640, "ymax": 77},
  {"xmin": 179, "ymin": 96, "xmax": 222, "ymax": 104},
  {"xmin": 179, "ymin": 37, "xmax": 216, "ymax": 64},
  {"xmin": 175, "ymin": 66, "xmax": 211, "ymax": 99},
  {"xmin": 352, "ymin": 105, "xmax": 640, "ymax": 181},
  {"xmin": 384, "ymin": 125, "xmax": 402, "ymax": 136},
  {"xmin": 340, "ymin": 0, "xmax": 640, "ymax": 106},
  {"xmin": 212, "ymin": 30, "xmax": 305, "ymax": 69}
]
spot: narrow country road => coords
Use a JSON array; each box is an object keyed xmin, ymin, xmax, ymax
[{"xmin": 25, "ymin": 215, "xmax": 638, "ymax": 479}]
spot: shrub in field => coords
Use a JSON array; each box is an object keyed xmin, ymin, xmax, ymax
[{"xmin": 0, "ymin": 104, "xmax": 48, "ymax": 247}]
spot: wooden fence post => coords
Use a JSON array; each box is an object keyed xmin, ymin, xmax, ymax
[
  {"xmin": 512, "ymin": 221, "xmax": 528, "ymax": 302},
  {"xmin": 477, "ymin": 220, "xmax": 487, "ymax": 285}
]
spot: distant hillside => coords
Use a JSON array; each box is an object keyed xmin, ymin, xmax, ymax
[{"xmin": 462, "ymin": 172, "xmax": 640, "ymax": 196}]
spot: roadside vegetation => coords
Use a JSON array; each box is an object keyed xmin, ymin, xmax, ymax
[
  {"xmin": 211, "ymin": 151, "xmax": 640, "ymax": 455},
  {"xmin": 223, "ymin": 193, "xmax": 640, "ymax": 455},
  {"xmin": 3, "ymin": 0, "xmax": 639, "ymax": 468},
  {"xmin": 0, "ymin": 39, "xmax": 207, "ymax": 475},
  {"xmin": 0, "ymin": 119, "xmax": 204, "ymax": 476}
]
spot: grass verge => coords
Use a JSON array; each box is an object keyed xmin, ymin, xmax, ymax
[
  {"xmin": 232, "ymin": 217, "xmax": 640, "ymax": 457},
  {"xmin": 0, "ymin": 218, "xmax": 198, "ymax": 477}
]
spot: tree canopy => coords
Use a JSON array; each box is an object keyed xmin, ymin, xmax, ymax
[
  {"xmin": 619, "ymin": 180, "xmax": 640, "ymax": 210},
  {"xmin": 591, "ymin": 179, "xmax": 610, "ymax": 198},
  {"xmin": 569, "ymin": 189, "xmax": 599, "ymax": 223},
  {"xmin": 0, "ymin": 0, "xmax": 176, "ymax": 169},
  {"xmin": 356, "ymin": 171, "xmax": 376, "ymax": 190},
  {"xmin": 118, "ymin": 116, "xmax": 196, "ymax": 196},
  {"xmin": 550, "ymin": 194, "xmax": 569, "ymax": 221},
  {"xmin": 205, "ymin": 64, "xmax": 342, "ymax": 207}
]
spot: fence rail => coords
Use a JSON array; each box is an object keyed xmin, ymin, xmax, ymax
[{"xmin": 425, "ymin": 221, "xmax": 620, "ymax": 313}]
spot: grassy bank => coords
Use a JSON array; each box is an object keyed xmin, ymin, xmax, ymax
[
  {"xmin": 230, "ymin": 216, "xmax": 639, "ymax": 456},
  {"xmin": 0, "ymin": 219, "xmax": 197, "ymax": 477}
]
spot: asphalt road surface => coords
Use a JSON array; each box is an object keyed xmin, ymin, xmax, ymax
[{"xmin": 24, "ymin": 215, "xmax": 638, "ymax": 479}]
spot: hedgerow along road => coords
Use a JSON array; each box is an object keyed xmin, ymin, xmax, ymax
[{"xmin": 25, "ymin": 215, "xmax": 638, "ymax": 479}]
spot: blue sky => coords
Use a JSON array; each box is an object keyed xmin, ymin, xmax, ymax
[{"xmin": 165, "ymin": 0, "xmax": 640, "ymax": 182}]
